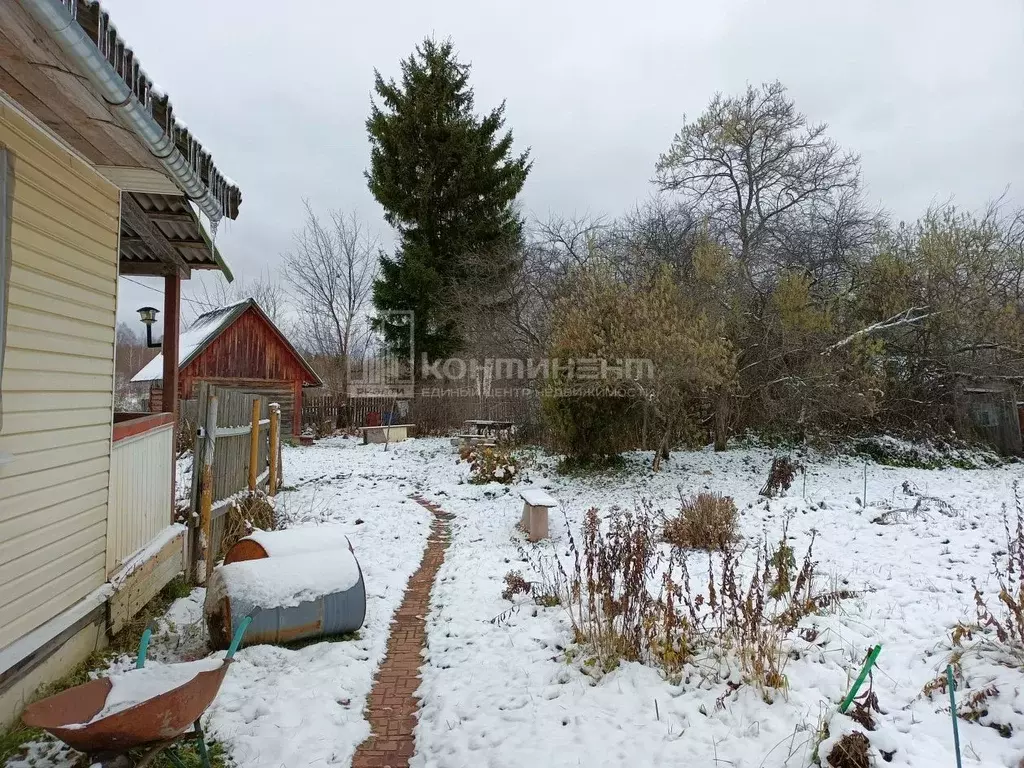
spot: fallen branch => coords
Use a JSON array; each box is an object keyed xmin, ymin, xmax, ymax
[{"xmin": 823, "ymin": 306, "xmax": 934, "ymax": 355}]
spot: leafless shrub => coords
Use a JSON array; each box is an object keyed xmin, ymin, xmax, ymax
[
  {"xmin": 501, "ymin": 567, "xmax": 560, "ymax": 607},
  {"xmin": 663, "ymin": 491, "xmax": 738, "ymax": 551}
]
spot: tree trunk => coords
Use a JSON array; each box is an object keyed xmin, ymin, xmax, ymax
[
  {"xmin": 714, "ymin": 390, "xmax": 730, "ymax": 451},
  {"xmin": 652, "ymin": 428, "xmax": 672, "ymax": 472}
]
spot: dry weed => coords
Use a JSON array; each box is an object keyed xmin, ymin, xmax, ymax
[
  {"xmin": 826, "ymin": 731, "xmax": 871, "ymax": 768},
  {"xmin": 760, "ymin": 456, "xmax": 801, "ymax": 498},
  {"xmin": 547, "ymin": 502, "xmax": 851, "ymax": 692},
  {"xmin": 956, "ymin": 482, "xmax": 1024, "ymax": 654},
  {"xmin": 220, "ymin": 491, "xmax": 277, "ymax": 559},
  {"xmin": 663, "ymin": 491, "xmax": 738, "ymax": 551}
]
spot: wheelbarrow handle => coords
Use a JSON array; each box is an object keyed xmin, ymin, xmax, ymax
[
  {"xmin": 226, "ymin": 609, "xmax": 260, "ymax": 659},
  {"xmin": 135, "ymin": 619, "xmax": 161, "ymax": 669}
]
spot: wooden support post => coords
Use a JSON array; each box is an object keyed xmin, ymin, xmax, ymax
[
  {"xmin": 163, "ymin": 272, "xmax": 180, "ymax": 521},
  {"xmin": 248, "ymin": 397, "xmax": 261, "ymax": 491},
  {"xmin": 268, "ymin": 404, "xmax": 281, "ymax": 496},
  {"xmin": 201, "ymin": 465, "xmax": 214, "ymax": 584},
  {"xmin": 199, "ymin": 395, "xmax": 218, "ymax": 583}
]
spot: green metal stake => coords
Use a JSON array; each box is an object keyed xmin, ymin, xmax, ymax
[
  {"xmin": 839, "ymin": 645, "xmax": 882, "ymax": 713},
  {"xmin": 947, "ymin": 665, "xmax": 963, "ymax": 768}
]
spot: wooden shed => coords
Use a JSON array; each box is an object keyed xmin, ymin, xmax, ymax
[{"xmin": 132, "ymin": 299, "xmax": 322, "ymax": 436}]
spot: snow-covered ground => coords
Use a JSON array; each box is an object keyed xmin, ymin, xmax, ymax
[
  {"xmin": 406, "ymin": 440, "xmax": 1024, "ymax": 768},
  {"xmin": 7, "ymin": 436, "xmax": 1024, "ymax": 768},
  {"xmin": 8, "ymin": 435, "xmax": 432, "ymax": 768}
]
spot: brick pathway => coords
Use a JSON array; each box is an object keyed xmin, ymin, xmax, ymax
[{"xmin": 351, "ymin": 496, "xmax": 452, "ymax": 768}]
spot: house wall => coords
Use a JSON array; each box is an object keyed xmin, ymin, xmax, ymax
[
  {"xmin": 179, "ymin": 308, "xmax": 314, "ymax": 436},
  {"xmin": 0, "ymin": 100, "xmax": 119, "ymax": 653},
  {"xmin": 106, "ymin": 422, "xmax": 174, "ymax": 575}
]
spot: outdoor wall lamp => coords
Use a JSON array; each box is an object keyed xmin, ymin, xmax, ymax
[{"xmin": 137, "ymin": 306, "xmax": 162, "ymax": 348}]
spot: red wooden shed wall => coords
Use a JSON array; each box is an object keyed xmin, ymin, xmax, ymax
[{"xmin": 175, "ymin": 307, "xmax": 316, "ymax": 436}]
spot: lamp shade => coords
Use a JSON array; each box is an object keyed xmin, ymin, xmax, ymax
[{"xmin": 137, "ymin": 306, "xmax": 159, "ymax": 325}]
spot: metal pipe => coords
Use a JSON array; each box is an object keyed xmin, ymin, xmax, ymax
[{"xmin": 18, "ymin": 0, "xmax": 230, "ymax": 223}]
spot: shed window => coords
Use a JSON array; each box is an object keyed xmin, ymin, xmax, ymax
[{"xmin": 0, "ymin": 145, "xmax": 11, "ymax": 434}]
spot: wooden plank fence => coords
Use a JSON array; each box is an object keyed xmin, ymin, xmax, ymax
[
  {"xmin": 302, "ymin": 394, "xmax": 409, "ymax": 433},
  {"xmin": 186, "ymin": 382, "xmax": 282, "ymax": 582},
  {"xmin": 302, "ymin": 392, "xmax": 542, "ymax": 439}
]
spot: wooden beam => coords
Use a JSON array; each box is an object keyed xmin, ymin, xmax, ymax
[
  {"xmin": 169, "ymin": 241, "xmax": 215, "ymax": 251},
  {"xmin": 146, "ymin": 210, "xmax": 197, "ymax": 223},
  {"xmin": 121, "ymin": 194, "xmax": 191, "ymax": 277},
  {"xmin": 118, "ymin": 260, "xmax": 187, "ymax": 278},
  {"xmin": 122, "ymin": 235, "xmax": 208, "ymax": 250}
]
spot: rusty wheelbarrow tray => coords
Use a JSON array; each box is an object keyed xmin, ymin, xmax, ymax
[{"xmin": 22, "ymin": 615, "xmax": 253, "ymax": 767}]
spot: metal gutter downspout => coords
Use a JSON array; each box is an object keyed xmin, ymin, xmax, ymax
[{"xmin": 18, "ymin": 0, "xmax": 227, "ymax": 224}]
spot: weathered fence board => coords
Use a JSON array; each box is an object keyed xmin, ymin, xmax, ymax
[
  {"xmin": 302, "ymin": 394, "xmax": 411, "ymax": 432},
  {"xmin": 188, "ymin": 383, "xmax": 280, "ymax": 581}
]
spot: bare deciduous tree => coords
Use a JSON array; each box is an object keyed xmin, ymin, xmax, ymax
[
  {"xmin": 183, "ymin": 270, "xmax": 286, "ymax": 325},
  {"xmin": 655, "ymin": 81, "xmax": 861, "ymax": 268},
  {"xmin": 114, "ymin": 322, "xmax": 157, "ymax": 410},
  {"xmin": 283, "ymin": 201, "xmax": 379, "ymax": 413}
]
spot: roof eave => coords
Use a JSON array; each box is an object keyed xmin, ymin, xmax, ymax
[{"xmin": 19, "ymin": 0, "xmax": 243, "ymax": 222}]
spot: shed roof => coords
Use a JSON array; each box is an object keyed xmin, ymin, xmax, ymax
[{"xmin": 131, "ymin": 299, "xmax": 322, "ymax": 386}]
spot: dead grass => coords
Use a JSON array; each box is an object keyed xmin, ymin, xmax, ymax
[
  {"xmin": 663, "ymin": 491, "xmax": 738, "ymax": 551},
  {"xmin": 544, "ymin": 502, "xmax": 852, "ymax": 693},
  {"xmin": 220, "ymin": 491, "xmax": 278, "ymax": 559},
  {"xmin": 826, "ymin": 731, "xmax": 871, "ymax": 768}
]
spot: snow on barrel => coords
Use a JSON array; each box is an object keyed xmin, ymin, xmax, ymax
[
  {"xmin": 223, "ymin": 525, "xmax": 355, "ymax": 564},
  {"xmin": 204, "ymin": 547, "xmax": 366, "ymax": 648}
]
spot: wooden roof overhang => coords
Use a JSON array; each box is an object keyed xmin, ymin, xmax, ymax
[{"xmin": 0, "ymin": 0, "xmax": 242, "ymax": 280}]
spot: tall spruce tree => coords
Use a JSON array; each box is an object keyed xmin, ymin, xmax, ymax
[{"xmin": 366, "ymin": 38, "xmax": 531, "ymax": 362}]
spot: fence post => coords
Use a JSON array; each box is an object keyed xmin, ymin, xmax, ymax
[
  {"xmin": 269, "ymin": 403, "xmax": 281, "ymax": 496},
  {"xmin": 248, "ymin": 397, "xmax": 261, "ymax": 491},
  {"xmin": 200, "ymin": 394, "xmax": 218, "ymax": 584}
]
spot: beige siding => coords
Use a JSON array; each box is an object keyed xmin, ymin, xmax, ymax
[
  {"xmin": 106, "ymin": 425, "xmax": 174, "ymax": 574},
  {"xmin": 0, "ymin": 100, "xmax": 119, "ymax": 651}
]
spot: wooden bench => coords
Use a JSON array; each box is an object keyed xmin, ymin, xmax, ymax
[
  {"xmin": 519, "ymin": 488, "xmax": 557, "ymax": 542},
  {"xmin": 359, "ymin": 424, "xmax": 414, "ymax": 445}
]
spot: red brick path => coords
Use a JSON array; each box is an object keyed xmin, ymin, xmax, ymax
[{"xmin": 351, "ymin": 496, "xmax": 452, "ymax": 768}]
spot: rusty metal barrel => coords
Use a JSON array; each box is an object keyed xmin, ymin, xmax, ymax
[
  {"xmin": 223, "ymin": 526, "xmax": 356, "ymax": 564},
  {"xmin": 204, "ymin": 546, "xmax": 365, "ymax": 649}
]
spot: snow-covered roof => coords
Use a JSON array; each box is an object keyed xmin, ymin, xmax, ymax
[
  {"xmin": 131, "ymin": 299, "xmax": 252, "ymax": 383},
  {"xmin": 130, "ymin": 298, "xmax": 323, "ymax": 386}
]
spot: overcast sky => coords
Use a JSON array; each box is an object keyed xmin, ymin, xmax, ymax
[{"xmin": 105, "ymin": 0, "xmax": 1024, "ymax": 332}]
